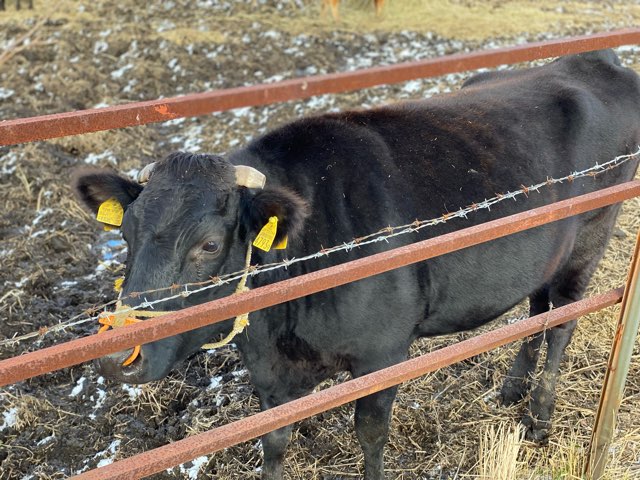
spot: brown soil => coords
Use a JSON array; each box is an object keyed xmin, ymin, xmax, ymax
[{"xmin": 1, "ymin": 1, "xmax": 639, "ymax": 479}]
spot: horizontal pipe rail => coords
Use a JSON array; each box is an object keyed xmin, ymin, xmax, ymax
[
  {"xmin": 2, "ymin": 180, "xmax": 639, "ymax": 387},
  {"xmin": 72, "ymin": 288, "xmax": 624, "ymax": 479},
  {"xmin": 1, "ymin": 28, "xmax": 639, "ymax": 146}
]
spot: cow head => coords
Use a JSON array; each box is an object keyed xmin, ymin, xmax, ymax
[{"xmin": 73, "ymin": 152, "xmax": 308, "ymax": 383}]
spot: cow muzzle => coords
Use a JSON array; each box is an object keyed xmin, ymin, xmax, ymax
[
  {"xmin": 95, "ymin": 306, "xmax": 179, "ymax": 383},
  {"xmin": 95, "ymin": 348, "xmax": 145, "ymax": 382},
  {"xmin": 95, "ymin": 342, "xmax": 177, "ymax": 384}
]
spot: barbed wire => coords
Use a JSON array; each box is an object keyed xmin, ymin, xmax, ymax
[{"xmin": 2, "ymin": 147, "xmax": 639, "ymax": 349}]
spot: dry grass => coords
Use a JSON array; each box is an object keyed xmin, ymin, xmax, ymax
[
  {"xmin": 3, "ymin": 0, "xmax": 640, "ymax": 43},
  {"xmin": 477, "ymin": 422, "xmax": 524, "ymax": 480},
  {"xmin": 297, "ymin": 0, "xmax": 640, "ymax": 40}
]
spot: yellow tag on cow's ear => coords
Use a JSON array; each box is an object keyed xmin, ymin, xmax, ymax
[
  {"xmin": 96, "ymin": 198, "xmax": 124, "ymax": 227},
  {"xmin": 253, "ymin": 216, "xmax": 278, "ymax": 252},
  {"xmin": 114, "ymin": 277, "xmax": 124, "ymax": 292},
  {"xmin": 274, "ymin": 235, "xmax": 288, "ymax": 250}
]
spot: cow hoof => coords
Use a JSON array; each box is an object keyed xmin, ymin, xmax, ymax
[
  {"xmin": 522, "ymin": 414, "xmax": 550, "ymax": 445},
  {"xmin": 500, "ymin": 378, "xmax": 528, "ymax": 406}
]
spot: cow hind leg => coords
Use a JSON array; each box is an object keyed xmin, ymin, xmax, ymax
[
  {"xmin": 501, "ymin": 286, "xmax": 549, "ymax": 405},
  {"xmin": 522, "ymin": 210, "xmax": 619, "ymax": 442},
  {"xmin": 522, "ymin": 260, "xmax": 597, "ymax": 442},
  {"xmin": 523, "ymin": 296, "xmax": 580, "ymax": 443}
]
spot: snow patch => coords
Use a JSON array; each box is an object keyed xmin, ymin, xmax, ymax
[
  {"xmin": 32, "ymin": 208, "xmax": 53, "ymax": 226},
  {"xmin": 179, "ymin": 456, "xmax": 209, "ymax": 479},
  {"xmin": 402, "ymin": 80, "xmax": 423, "ymax": 94},
  {"xmin": 122, "ymin": 384, "xmax": 142, "ymax": 399},
  {"xmin": 483, "ymin": 390, "xmax": 499, "ymax": 404},
  {"xmin": 93, "ymin": 40, "xmax": 108, "ymax": 55},
  {"xmin": 92, "ymin": 388, "xmax": 108, "ymax": 411},
  {"xmin": 232, "ymin": 107, "xmax": 251, "ymax": 118},
  {"xmin": 37, "ymin": 434, "xmax": 55, "ymax": 446},
  {"xmin": 208, "ymin": 376, "xmax": 223, "ymax": 390},
  {"xmin": 84, "ymin": 151, "xmax": 117, "ymax": 165},
  {"xmin": 170, "ymin": 124, "xmax": 205, "ymax": 151},
  {"xmin": 95, "ymin": 439, "xmax": 121, "ymax": 468},
  {"xmin": 263, "ymin": 73, "xmax": 284, "ymax": 83},
  {"xmin": 0, "ymin": 407, "xmax": 18, "ymax": 431},
  {"xmin": 30, "ymin": 229, "xmax": 49, "ymax": 238},
  {"xmin": 0, "ymin": 87, "xmax": 14, "ymax": 100},
  {"xmin": 1, "ymin": 151, "xmax": 18, "ymax": 175},
  {"xmin": 507, "ymin": 314, "xmax": 528, "ymax": 325},
  {"xmin": 70, "ymin": 377, "xmax": 86, "ymax": 397},
  {"xmin": 111, "ymin": 64, "xmax": 133, "ymax": 80},
  {"xmin": 157, "ymin": 19, "xmax": 176, "ymax": 32},
  {"xmin": 262, "ymin": 30, "xmax": 280, "ymax": 40}
]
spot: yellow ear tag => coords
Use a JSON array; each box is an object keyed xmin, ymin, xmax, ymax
[
  {"xmin": 96, "ymin": 198, "xmax": 124, "ymax": 227},
  {"xmin": 114, "ymin": 277, "xmax": 124, "ymax": 293},
  {"xmin": 253, "ymin": 216, "xmax": 278, "ymax": 252},
  {"xmin": 274, "ymin": 235, "xmax": 288, "ymax": 250}
]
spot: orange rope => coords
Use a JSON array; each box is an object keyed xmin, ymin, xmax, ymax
[{"xmin": 97, "ymin": 313, "xmax": 142, "ymax": 366}]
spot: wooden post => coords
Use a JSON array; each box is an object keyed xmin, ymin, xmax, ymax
[{"xmin": 586, "ymin": 230, "xmax": 640, "ymax": 479}]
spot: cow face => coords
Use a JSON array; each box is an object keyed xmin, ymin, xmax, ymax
[{"xmin": 73, "ymin": 152, "xmax": 308, "ymax": 383}]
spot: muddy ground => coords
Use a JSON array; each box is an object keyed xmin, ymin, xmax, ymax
[{"xmin": 1, "ymin": 1, "xmax": 640, "ymax": 479}]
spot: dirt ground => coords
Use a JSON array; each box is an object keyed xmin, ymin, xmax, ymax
[{"xmin": 1, "ymin": 0, "xmax": 640, "ymax": 479}]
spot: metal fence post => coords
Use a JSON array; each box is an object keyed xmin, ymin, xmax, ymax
[{"xmin": 586, "ymin": 230, "xmax": 640, "ymax": 479}]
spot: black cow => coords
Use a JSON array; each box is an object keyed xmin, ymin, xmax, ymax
[{"xmin": 73, "ymin": 50, "xmax": 640, "ymax": 479}]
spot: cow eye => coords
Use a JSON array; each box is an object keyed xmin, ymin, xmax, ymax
[{"xmin": 202, "ymin": 241, "xmax": 220, "ymax": 254}]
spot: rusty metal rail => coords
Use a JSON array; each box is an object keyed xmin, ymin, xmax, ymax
[
  {"xmin": 2, "ymin": 180, "xmax": 639, "ymax": 387},
  {"xmin": 72, "ymin": 288, "xmax": 623, "ymax": 480},
  {"xmin": 1, "ymin": 28, "xmax": 639, "ymax": 146}
]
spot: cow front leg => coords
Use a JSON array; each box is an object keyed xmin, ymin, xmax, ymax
[
  {"xmin": 524, "ymin": 318, "xmax": 577, "ymax": 443},
  {"xmin": 355, "ymin": 386, "xmax": 398, "ymax": 480},
  {"xmin": 501, "ymin": 332, "xmax": 544, "ymax": 404},
  {"xmin": 254, "ymin": 389, "xmax": 298, "ymax": 480},
  {"xmin": 260, "ymin": 423, "xmax": 293, "ymax": 480}
]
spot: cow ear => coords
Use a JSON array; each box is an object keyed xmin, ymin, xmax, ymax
[
  {"xmin": 241, "ymin": 187, "xmax": 309, "ymax": 244},
  {"xmin": 72, "ymin": 168, "xmax": 143, "ymax": 214}
]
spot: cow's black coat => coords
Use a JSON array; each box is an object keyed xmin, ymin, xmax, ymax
[{"xmin": 74, "ymin": 50, "xmax": 640, "ymax": 479}]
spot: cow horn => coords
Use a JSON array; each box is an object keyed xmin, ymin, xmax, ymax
[
  {"xmin": 235, "ymin": 165, "xmax": 266, "ymax": 189},
  {"xmin": 138, "ymin": 162, "xmax": 156, "ymax": 184}
]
